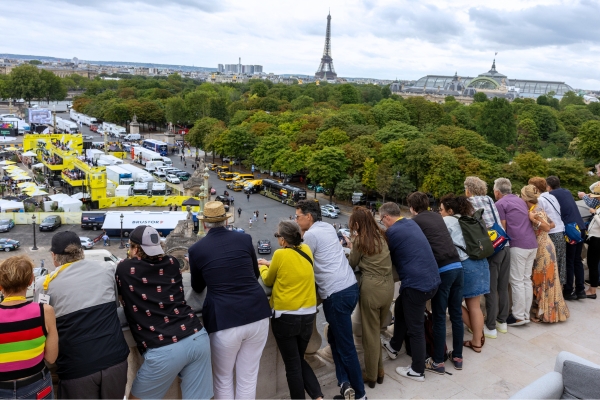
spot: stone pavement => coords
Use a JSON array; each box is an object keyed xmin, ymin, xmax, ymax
[{"xmin": 318, "ymin": 296, "xmax": 600, "ymax": 399}]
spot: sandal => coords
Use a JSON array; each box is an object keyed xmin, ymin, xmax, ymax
[{"xmin": 463, "ymin": 340, "xmax": 482, "ymax": 353}]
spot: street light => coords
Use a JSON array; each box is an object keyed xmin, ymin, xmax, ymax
[
  {"xmin": 119, "ymin": 213, "xmax": 125, "ymax": 249},
  {"xmin": 31, "ymin": 215, "xmax": 38, "ymax": 251}
]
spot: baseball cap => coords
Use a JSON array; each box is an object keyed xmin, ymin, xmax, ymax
[
  {"xmin": 50, "ymin": 231, "xmax": 81, "ymax": 255},
  {"xmin": 129, "ymin": 225, "xmax": 163, "ymax": 256}
]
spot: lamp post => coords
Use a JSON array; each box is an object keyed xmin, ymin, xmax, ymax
[
  {"xmin": 119, "ymin": 213, "xmax": 125, "ymax": 249},
  {"xmin": 31, "ymin": 214, "xmax": 38, "ymax": 251},
  {"xmin": 197, "ymin": 185, "xmax": 206, "ymax": 238}
]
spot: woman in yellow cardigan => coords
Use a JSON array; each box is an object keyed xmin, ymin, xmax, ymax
[{"xmin": 258, "ymin": 220, "xmax": 323, "ymax": 400}]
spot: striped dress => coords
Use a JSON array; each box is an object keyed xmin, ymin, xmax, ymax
[{"xmin": 0, "ymin": 302, "xmax": 47, "ymax": 381}]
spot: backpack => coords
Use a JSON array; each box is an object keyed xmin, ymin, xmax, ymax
[
  {"xmin": 454, "ymin": 209, "xmax": 494, "ymax": 260},
  {"xmin": 424, "ymin": 310, "xmax": 448, "ymax": 361}
]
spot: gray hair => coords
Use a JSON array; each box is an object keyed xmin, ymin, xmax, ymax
[
  {"xmin": 204, "ymin": 220, "xmax": 227, "ymax": 229},
  {"xmin": 379, "ymin": 202, "xmax": 401, "ymax": 217},
  {"xmin": 493, "ymin": 178, "xmax": 512, "ymax": 195},
  {"xmin": 277, "ymin": 220, "xmax": 303, "ymax": 247},
  {"xmin": 54, "ymin": 244, "xmax": 84, "ymax": 266},
  {"xmin": 464, "ymin": 176, "xmax": 488, "ymax": 196}
]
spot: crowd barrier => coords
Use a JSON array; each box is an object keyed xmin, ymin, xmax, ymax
[{"xmin": 0, "ymin": 212, "xmax": 82, "ymax": 224}]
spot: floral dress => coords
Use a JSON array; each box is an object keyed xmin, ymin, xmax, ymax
[{"xmin": 530, "ymin": 208, "xmax": 570, "ymax": 323}]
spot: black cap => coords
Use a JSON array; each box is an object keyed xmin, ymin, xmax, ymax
[
  {"xmin": 129, "ymin": 225, "xmax": 163, "ymax": 256},
  {"xmin": 50, "ymin": 231, "xmax": 81, "ymax": 255}
]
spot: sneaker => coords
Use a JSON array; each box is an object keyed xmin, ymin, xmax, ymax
[
  {"xmin": 484, "ymin": 327, "xmax": 497, "ymax": 339},
  {"xmin": 507, "ymin": 314, "xmax": 530, "ymax": 326},
  {"xmin": 496, "ymin": 322, "xmax": 508, "ymax": 334},
  {"xmin": 341, "ymin": 382, "xmax": 355, "ymax": 400},
  {"xmin": 381, "ymin": 337, "xmax": 398, "ymax": 360},
  {"xmin": 424, "ymin": 357, "xmax": 445, "ymax": 375},
  {"xmin": 396, "ymin": 365, "xmax": 425, "ymax": 382},
  {"xmin": 447, "ymin": 350, "xmax": 463, "ymax": 370}
]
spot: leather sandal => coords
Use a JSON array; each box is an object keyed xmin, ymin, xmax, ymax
[{"xmin": 463, "ymin": 340, "xmax": 483, "ymax": 353}]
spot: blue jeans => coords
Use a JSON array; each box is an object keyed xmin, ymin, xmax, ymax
[
  {"xmin": 322, "ymin": 283, "xmax": 365, "ymax": 399},
  {"xmin": 0, "ymin": 369, "xmax": 53, "ymax": 399},
  {"xmin": 431, "ymin": 268, "xmax": 464, "ymax": 363},
  {"xmin": 131, "ymin": 328, "xmax": 213, "ymax": 400}
]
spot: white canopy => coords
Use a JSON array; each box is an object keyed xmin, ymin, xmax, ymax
[{"xmin": 21, "ymin": 151, "xmax": 38, "ymax": 157}]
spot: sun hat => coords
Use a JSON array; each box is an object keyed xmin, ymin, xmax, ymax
[{"xmin": 198, "ymin": 201, "xmax": 232, "ymax": 222}]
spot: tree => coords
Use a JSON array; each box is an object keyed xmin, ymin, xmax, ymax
[
  {"xmin": 251, "ymin": 82, "xmax": 269, "ymax": 97},
  {"xmin": 513, "ymin": 152, "xmax": 548, "ymax": 182},
  {"xmin": 272, "ymin": 145, "xmax": 312, "ymax": 175},
  {"xmin": 335, "ymin": 177, "xmax": 361, "ymax": 201},
  {"xmin": 361, "ymin": 158, "xmax": 378, "ymax": 194},
  {"xmin": 165, "ymin": 97, "xmax": 188, "ymax": 127},
  {"xmin": 421, "ymin": 145, "xmax": 464, "ymax": 199},
  {"xmin": 103, "ymin": 99, "xmax": 131, "ymax": 125},
  {"xmin": 251, "ymin": 135, "xmax": 291, "ymax": 171},
  {"xmin": 547, "ymin": 158, "xmax": 589, "ymax": 196},
  {"xmin": 388, "ymin": 175, "xmax": 415, "ymax": 204},
  {"xmin": 39, "ymin": 70, "xmax": 67, "ymax": 104},
  {"xmin": 28, "ymin": 60, "xmax": 42, "ymax": 65},
  {"xmin": 577, "ymin": 120, "xmax": 600, "ymax": 161},
  {"xmin": 473, "ymin": 92, "xmax": 488, "ymax": 103},
  {"xmin": 371, "ymin": 99, "xmax": 410, "ymax": 128},
  {"xmin": 588, "ymin": 102, "xmax": 600, "ymax": 117},
  {"xmin": 403, "ymin": 96, "xmax": 445, "ymax": 130},
  {"xmin": 185, "ymin": 90, "xmax": 213, "ymax": 121},
  {"xmin": 219, "ymin": 125, "xmax": 257, "ymax": 168},
  {"xmin": 306, "ymin": 147, "xmax": 350, "ymax": 202},
  {"xmin": 186, "ymin": 117, "xmax": 224, "ymax": 151},
  {"xmin": 8, "ymin": 64, "xmax": 43, "ymax": 106},
  {"xmin": 376, "ymin": 161, "xmax": 394, "ymax": 202},
  {"xmin": 335, "ymin": 84, "xmax": 361, "ymax": 105},
  {"xmin": 516, "ymin": 118, "xmax": 540, "ymax": 153},
  {"xmin": 381, "ymin": 85, "xmax": 391, "ymax": 99},
  {"xmin": 477, "ymin": 97, "xmax": 517, "ymax": 149},
  {"xmin": 291, "ymin": 95, "xmax": 314, "ymax": 110},
  {"xmin": 374, "ymin": 121, "xmax": 421, "ymax": 143},
  {"xmin": 209, "ymin": 97, "xmax": 229, "ymax": 123},
  {"xmin": 559, "ymin": 91, "xmax": 585, "ymax": 109},
  {"xmin": 403, "ymin": 138, "xmax": 434, "ymax": 189},
  {"xmin": 316, "ymin": 127, "xmax": 349, "ymax": 148}
]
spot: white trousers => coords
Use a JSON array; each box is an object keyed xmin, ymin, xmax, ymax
[
  {"xmin": 509, "ymin": 247, "xmax": 537, "ymax": 321},
  {"xmin": 209, "ymin": 317, "xmax": 269, "ymax": 400}
]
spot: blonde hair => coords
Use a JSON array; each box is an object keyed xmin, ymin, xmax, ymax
[
  {"xmin": 54, "ymin": 244, "xmax": 84, "ymax": 266},
  {"xmin": 521, "ymin": 184, "xmax": 540, "ymax": 204},
  {"xmin": 0, "ymin": 255, "xmax": 34, "ymax": 295}
]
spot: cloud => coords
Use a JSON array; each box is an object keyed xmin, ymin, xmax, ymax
[
  {"xmin": 468, "ymin": 0, "xmax": 600, "ymax": 48},
  {"xmin": 0, "ymin": 0, "xmax": 598, "ymax": 89}
]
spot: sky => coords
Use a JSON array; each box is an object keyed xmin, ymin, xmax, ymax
[{"xmin": 2, "ymin": 0, "xmax": 599, "ymax": 89}]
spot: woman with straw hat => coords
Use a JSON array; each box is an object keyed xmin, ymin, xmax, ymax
[
  {"xmin": 521, "ymin": 185, "xmax": 569, "ymax": 323},
  {"xmin": 189, "ymin": 201, "xmax": 271, "ymax": 400}
]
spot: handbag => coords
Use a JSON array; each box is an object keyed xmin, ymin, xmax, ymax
[
  {"xmin": 486, "ymin": 198, "xmax": 510, "ymax": 255},
  {"xmin": 545, "ymin": 198, "xmax": 584, "ymax": 244}
]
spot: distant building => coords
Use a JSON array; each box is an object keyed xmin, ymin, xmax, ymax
[
  {"xmin": 221, "ymin": 59, "xmax": 263, "ymax": 75},
  {"xmin": 218, "ymin": 64, "xmax": 224, "ymax": 73},
  {"xmin": 400, "ymin": 59, "xmax": 575, "ymax": 100}
]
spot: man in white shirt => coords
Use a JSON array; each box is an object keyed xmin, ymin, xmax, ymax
[{"xmin": 295, "ymin": 200, "xmax": 364, "ymax": 400}]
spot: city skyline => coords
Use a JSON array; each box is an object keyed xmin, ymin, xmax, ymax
[{"xmin": 2, "ymin": 0, "xmax": 599, "ymax": 89}]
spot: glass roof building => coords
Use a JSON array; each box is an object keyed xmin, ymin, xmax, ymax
[{"xmin": 402, "ymin": 60, "xmax": 573, "ymax": 99}]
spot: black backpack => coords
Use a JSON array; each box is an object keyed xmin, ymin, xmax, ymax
[{"xmin": 454, "ymin": 209, "xmax": 494, "ymax": 260}]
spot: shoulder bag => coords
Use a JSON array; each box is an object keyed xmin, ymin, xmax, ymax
[
  {"xmin": 546, "ymin": 197, "xmax": 583, "ymax": 244},
  {"xmin": 486, "ymin": 198, "xmax": 510, "ymax": 255}
]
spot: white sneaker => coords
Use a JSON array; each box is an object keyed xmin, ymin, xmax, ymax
[
  {"xmin": 484, "ymin": 327, "xmax": 497, "ymax": 339},
  {"xmin": 396, "ymin": 366, "xmax": 425, "ymax": 382},
  {"xmin": 496, "ymin": 322, "xmax": 508, "ymax": 333},
  {"xmin": 381, "ymin": 337, "xmax": 398, "ymax": 360}
]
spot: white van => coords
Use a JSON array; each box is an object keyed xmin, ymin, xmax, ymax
[
  {"xmin": 84, "ymin": 249, "xmax": 121, "ymax": 267},
  {"xmin": 124, "ymin": 133, "xmax": 141, "ymax": 141}
]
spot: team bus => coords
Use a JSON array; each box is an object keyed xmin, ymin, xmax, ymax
[
  {"xmin": 142, "ymin": 139, "xmax": 168, "ymax": 156},
  {"xmin": 260, "ymin": 179, "xmax": 307, "ymax": 206}
]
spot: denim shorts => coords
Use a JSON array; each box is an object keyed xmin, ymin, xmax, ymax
[
  {"xmin": 0, "ymin": 369, "xmax": 53, "ymax": 399},
  {"xmin": 462, "ymin": 258, "xmax": 490, "ymax": 298}
]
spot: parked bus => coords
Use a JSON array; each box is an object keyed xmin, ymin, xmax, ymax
[
  {"xmin": 142, "ymin": 139, "xmax": 168, "ymax": 156},
  {"xmin": 260, "ymin": 179, "xmax": 307, "ymax": 206}
]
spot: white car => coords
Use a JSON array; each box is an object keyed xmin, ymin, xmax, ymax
[
  {"xmin": 320, "ymin": 207, "xmax": 338, "ymax": 218},
  {"xmin": 166, "ymin": 174, "xmax": 180, "ymax": 184},
  {"xmin": 80, "ymin": 237, "xmax": 95, "ymax": 249},
  {"xmin": 82, "ymin": 135, "xmax": 94, "ymax": 140},
  {"xmin": 323, "ymin": 204, "xmax": 341, "ymax": 214}
]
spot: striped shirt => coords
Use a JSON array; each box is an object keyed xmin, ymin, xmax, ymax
[{"xmin": 0, "ymin": 302, "xmax": 47, "ymax": 381}]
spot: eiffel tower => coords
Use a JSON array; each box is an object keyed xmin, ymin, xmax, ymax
[{"xmin": 315, "ymin": 12, "xmax": 337, "ymax": 80}]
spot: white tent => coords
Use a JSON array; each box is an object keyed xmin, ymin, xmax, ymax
[
  {"xmin": 0, "ymin": 200, "xmax": 24, "ymax": 212},
  {"xmin": 60, "ymin": 197, "xmax": 82, "ymax": 212},
  {"xmin": 32, "ymin": 163, "xmax": 44, "ymax": 170},
  {"xmin": 21, "ymin": 151, "xmax": 38, "ymax": 157}
]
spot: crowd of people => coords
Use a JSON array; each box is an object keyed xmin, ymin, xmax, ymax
[{"xmin": 0, "ymin": 172, "xmax": 597, "ymax": 399}]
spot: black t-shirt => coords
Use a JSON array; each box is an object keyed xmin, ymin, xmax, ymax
[
  {"xmin": 412, "ymin": 211, "xmax": 461, "ymax": 268},
  {"xmin": 116, "ymin": 255, "xmax": 203, "ymax": 354}
]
